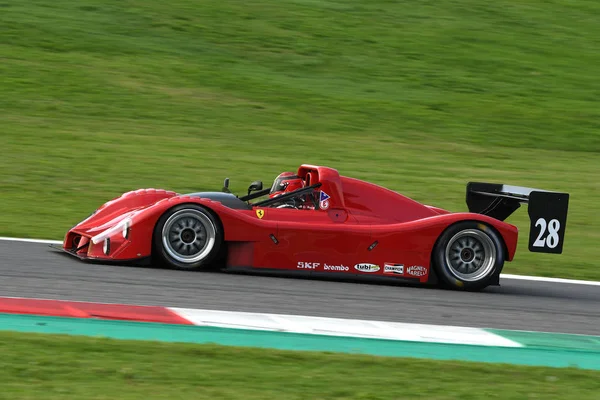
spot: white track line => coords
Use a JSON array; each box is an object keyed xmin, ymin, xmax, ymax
[
  {"xmin": 1, "ymin": 236, "xmax": 598, "ymax": 286},
  {"xmin": 500, "ymin": 274, "xmax": 600, "ymax": 286},
  {"xmin": 0, "ymin": 237, "xmax": 62, "ymax": 245}
]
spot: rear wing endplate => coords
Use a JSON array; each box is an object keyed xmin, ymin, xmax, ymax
[{"xmin": 466, "ymin": 182, "xmax": 569, "ymax": 254}]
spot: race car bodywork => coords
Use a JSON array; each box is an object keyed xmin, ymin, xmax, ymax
[{"xmin": 58, "ymin": 164, "xmax": 570, "ymax": 291}]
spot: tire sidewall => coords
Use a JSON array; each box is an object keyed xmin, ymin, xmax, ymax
[
  {"xmin": 153, "ymin": 204, "xmax": 224, "ymax": 270},
  {"xmin": 432, "ymin": 221, "xmax": 505, "ymax": 291}
]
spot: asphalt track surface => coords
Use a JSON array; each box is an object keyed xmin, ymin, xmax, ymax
[{"xmin": 1, "ymin": 240, "xmax": 599, "ymax": 335}]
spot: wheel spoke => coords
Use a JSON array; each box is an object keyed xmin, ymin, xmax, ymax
[
  {"xmin": 445, "ymin": 230, "xmax": 497, "ymax": 282},
  {"xmin": 161, "ymin": 209, "xmax": 218, "ymax": 265}
]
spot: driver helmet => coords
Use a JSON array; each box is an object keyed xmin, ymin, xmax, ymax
[{"xmin": 269, "ymin": 172, "xmax": 305, "ymax": 198}]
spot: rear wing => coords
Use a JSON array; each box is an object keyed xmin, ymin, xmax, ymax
[{"xmin": 466, "ymin": 182, "xmax": 569, "ymax": 254}]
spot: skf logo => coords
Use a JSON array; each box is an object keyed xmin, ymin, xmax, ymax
[
  {"xmin": 256, "ymin": 209, "xmax": 265, "ymax": 219},
  {"xmin": 297, "ymin": 262, "xmax": 320, "ymax": 269}
]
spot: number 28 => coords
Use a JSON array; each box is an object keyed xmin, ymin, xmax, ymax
[{"xmin": 533, "ymin": 218, "xmax": 560, "ymax": 248}]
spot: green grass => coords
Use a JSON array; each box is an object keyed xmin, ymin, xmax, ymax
[
  {"xmin": 0, "ymin": 331, "xmax": 598, "ymax": 400},
  {"xmin": 1, "ymin": 0, "xmax": 599, "ymax": 279}
]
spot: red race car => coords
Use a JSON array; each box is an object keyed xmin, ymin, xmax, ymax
[{"xmin": 56, "ymin": 164, "xmax": 570, "ymax": 291}]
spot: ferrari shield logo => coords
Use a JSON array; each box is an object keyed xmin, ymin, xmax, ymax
[{"xmin": 256, "ymin": 209, "xmax": 265, "ymax": 219}]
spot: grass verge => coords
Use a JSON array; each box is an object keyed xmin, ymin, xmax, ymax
[
  {"xmin": 1, "ymin": 0, "xmax": 599, "ymax": 279},
  {"xmin": 0, "ymin": 331, "xmax": 599, "ymax": 399}
]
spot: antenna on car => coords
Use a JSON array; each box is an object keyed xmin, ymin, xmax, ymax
[{"xmin": 222, "ymin": 178, "xmax": 230, "ymax": 193}]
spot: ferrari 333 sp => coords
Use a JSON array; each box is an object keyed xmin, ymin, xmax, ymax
[{"xmin": 57, "ymin": 164, "xmax": 570, "ymax": 291}]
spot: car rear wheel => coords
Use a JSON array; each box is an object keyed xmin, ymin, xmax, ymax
[
  {"xmin": 153, "ymin": 204, "xmax": 224, "ymax": 270},
  {"xmin": 432, "ymin": 221, "xmax": 505, "ymax": 291}
]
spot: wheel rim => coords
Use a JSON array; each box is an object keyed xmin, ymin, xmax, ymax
[
  {"xmin": 161, "ymin": 209, "xmax": 216, "ymax": 264},
  {"xmin": 444, "ymin": 229, "xmax": 497, "ymax": 282}
]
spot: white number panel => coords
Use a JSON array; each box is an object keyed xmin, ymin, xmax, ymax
[{"xmin": 527, "ymin": 191, "xmax": 569, "ymax": 254}]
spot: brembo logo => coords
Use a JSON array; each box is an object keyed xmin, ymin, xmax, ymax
[
  {"xmin": 324, "ymin": 264, "xmax": 349, "ymax": 271},
  {"xmin": 354, "ymin": 263, "xmax": 380, "ymax": 273}
]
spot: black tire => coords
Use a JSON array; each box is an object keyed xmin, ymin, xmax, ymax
[
  {"xmin": 432, "ymin": 221, "xmax": 505, "ymax": 291},
  {"xmin": 153, "ymin": 204, "xmax": 224, "ymax": 270}
]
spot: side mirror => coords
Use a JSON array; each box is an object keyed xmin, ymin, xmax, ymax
[
  {"xmin": 247, "ymin": 180, "xmax": 263, "ymax": 195},
  {"xmin": 223, "ymin": 178, "xmax": 230, "ymax": 193}
]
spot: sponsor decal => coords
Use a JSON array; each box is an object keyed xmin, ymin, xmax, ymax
[
  {"xmin": 384, "ymin": 263, "xmax": 404, "ymax": 275},
  {"xmin": 354, "ymin": 263, "xmax": 380, "ymax": 273},
  {"xmin": 256, "ymin": 209, "xmax": 265, "ymax": 219},
  {"xmin": 297, "ymin": 262, "xmax": 320, "ymax": 269},
  {"xmin": 406, "ymin": 265, "xmax": 427, "ymax": 277},
  {"xmin": 323, "ymin": 263, "xmax": 349, "ymax": 271},
  {"xmin": 319, "ymin": 191, "xmax": 331, "ymax": 210}
]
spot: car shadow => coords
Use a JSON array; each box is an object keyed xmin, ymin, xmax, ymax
[{"xmin": 49, "ymin": 247, "xmax": 598, "ymax": 300}]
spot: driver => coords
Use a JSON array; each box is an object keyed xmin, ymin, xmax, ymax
[{"xmin": 269, "ymin": 172, "xmax": 311, "ymax": 209}]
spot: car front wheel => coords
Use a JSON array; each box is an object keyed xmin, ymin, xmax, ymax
[{"xmin": 153, "ymin": 204, "xmax": 223, "ymax": 270}]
